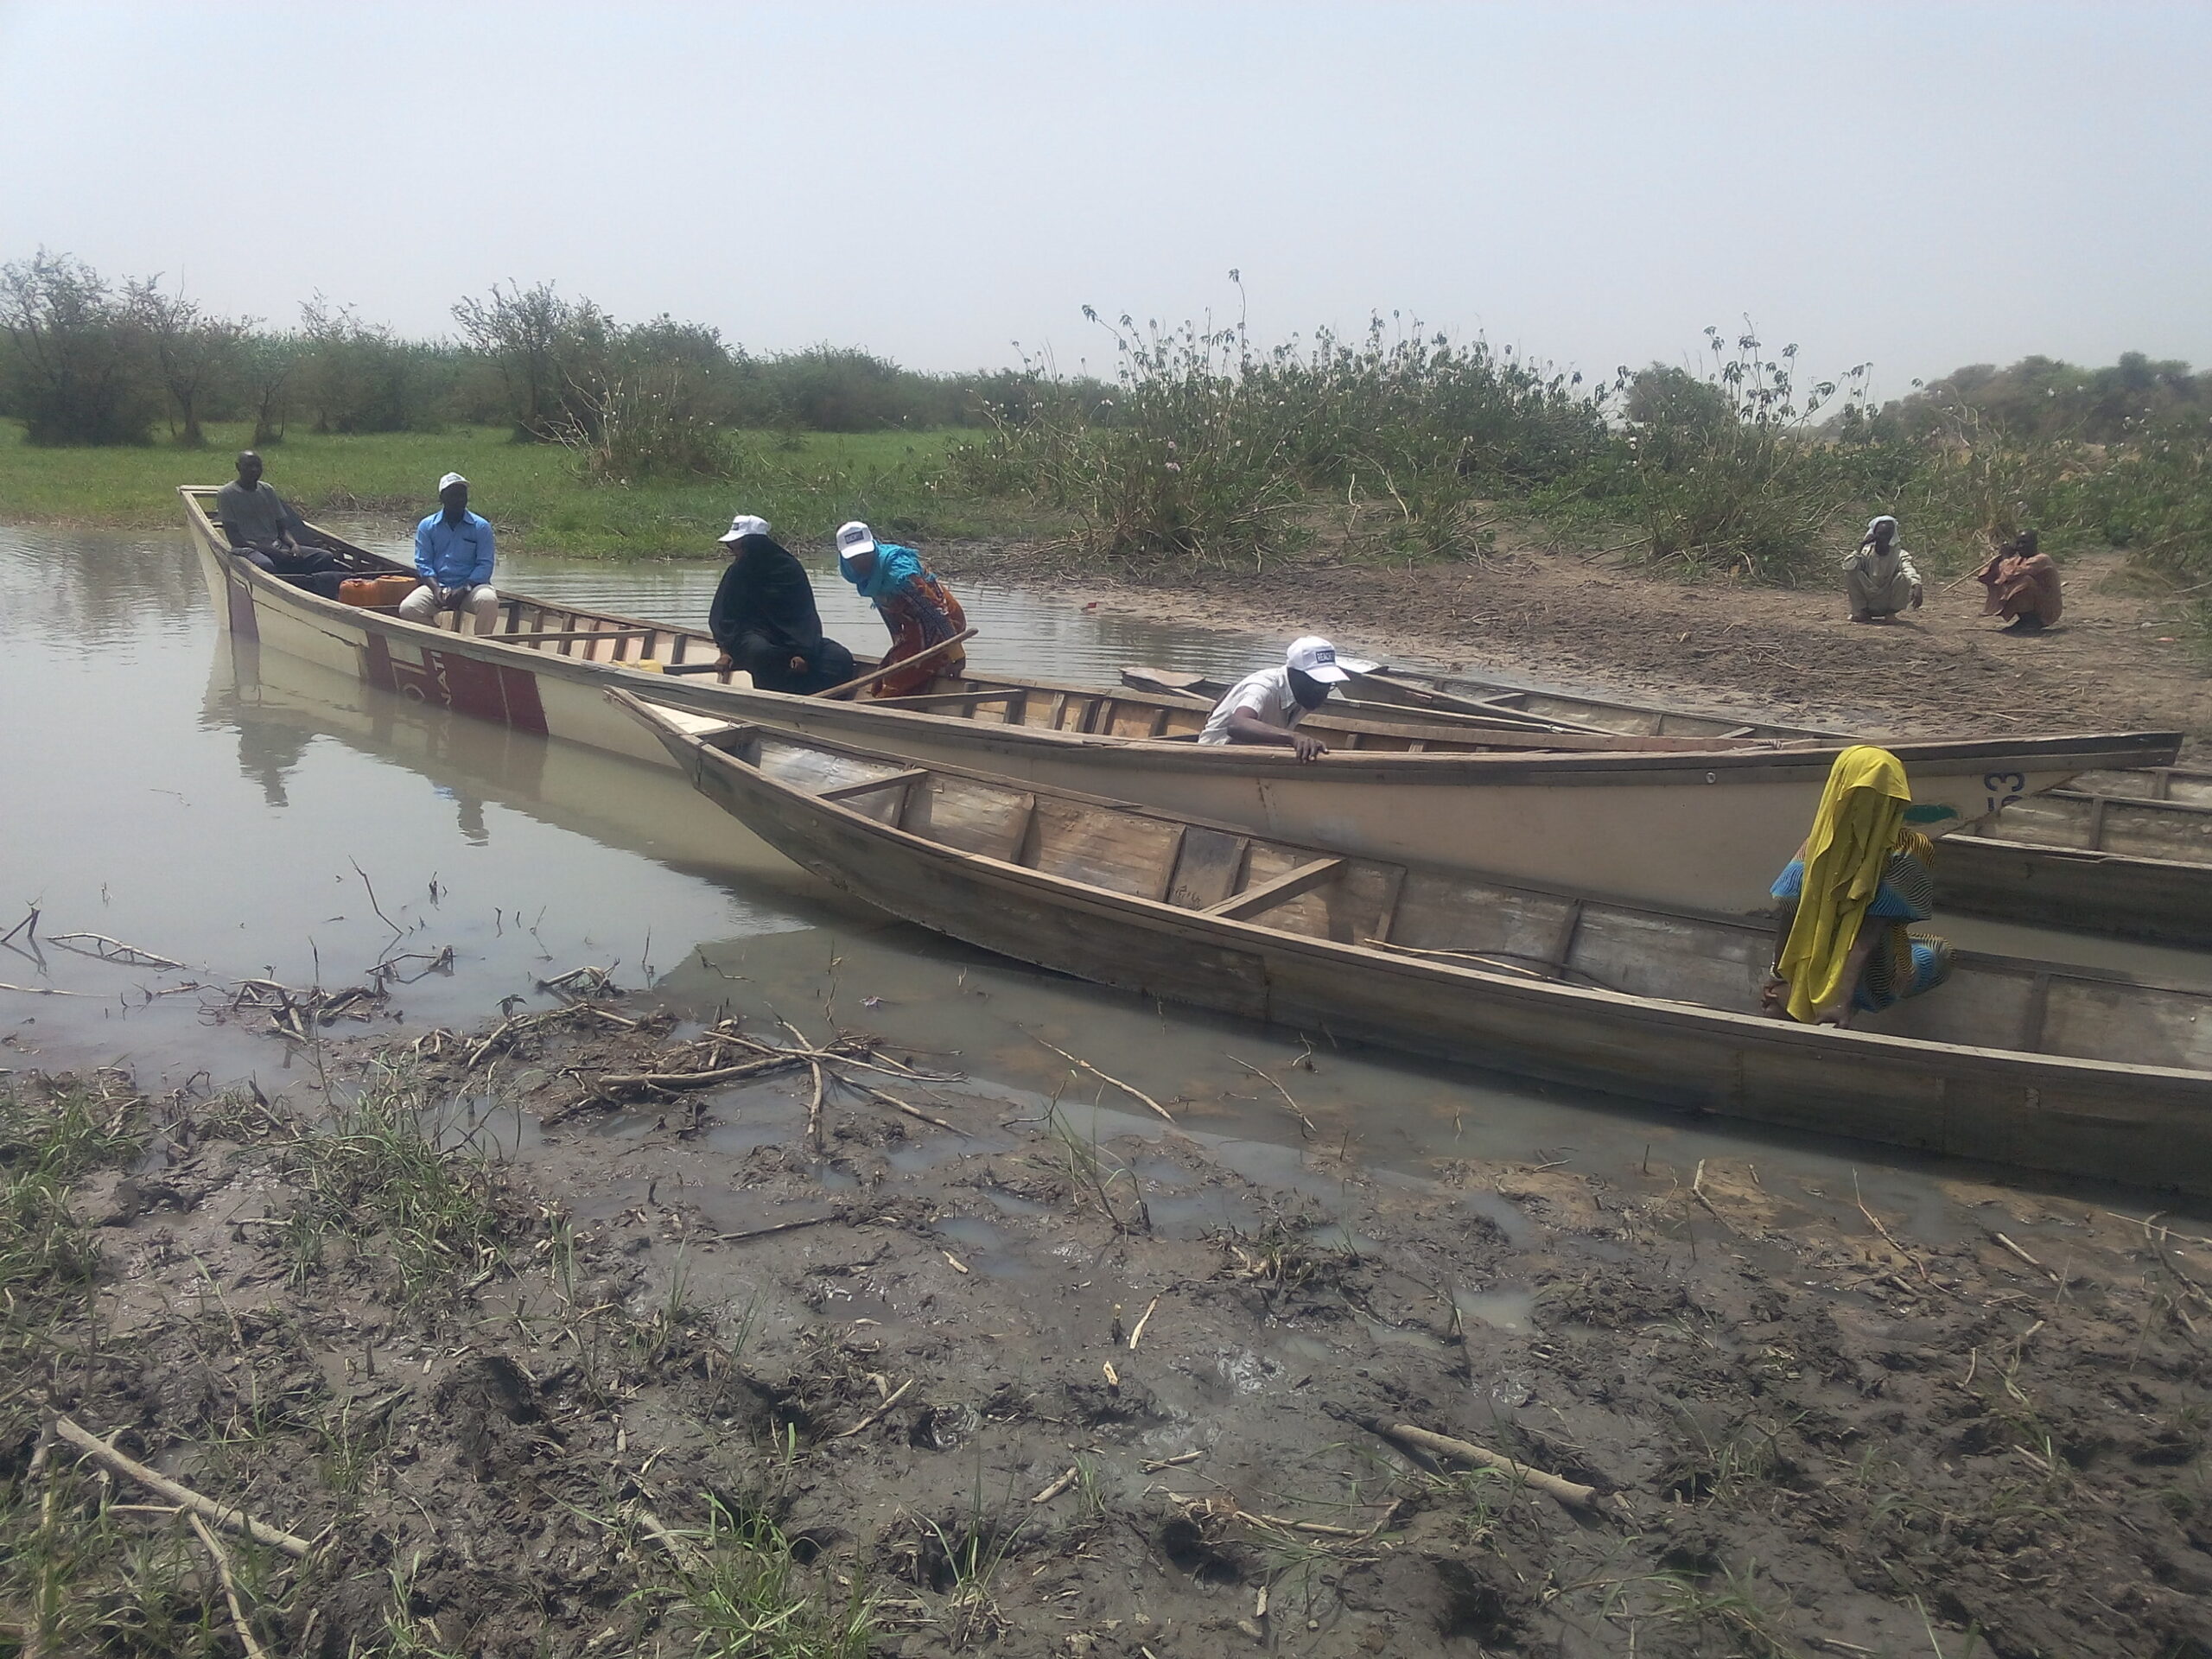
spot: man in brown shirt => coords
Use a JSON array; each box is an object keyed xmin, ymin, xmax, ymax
[{"xmin": 214, "ymin": 452, "xmax": 341, "ymax": 594}]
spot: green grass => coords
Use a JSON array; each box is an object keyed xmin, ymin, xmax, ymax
[{"xmin": 0, "ymin": 418, "xmax": 1043, "ymax": 559}]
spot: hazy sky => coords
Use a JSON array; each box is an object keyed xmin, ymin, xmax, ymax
[{"xmin": 4, "ymin": 2, "xmax": 2208, "ymax": 399}]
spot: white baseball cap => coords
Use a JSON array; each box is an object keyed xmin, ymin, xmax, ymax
[
  {"xmin": 1285, "ymin": 635, "xmax": 1372, "ymax": 683},
  {"xmin": 437, "ymin": 472, "xmax": 468, "ymax": 493},
  {"xmin": 835, "ymin": 521, "xmax": 878, "ymax": 563},
  {"xmin": 718, "ymin": 514, "xmax": 772, "ymax": 544}
]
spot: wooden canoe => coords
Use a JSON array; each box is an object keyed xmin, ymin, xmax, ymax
[
  {"xmin": 181, "ymin": 488, "xmax": 2181, "ymax": 916},
  {"xmin": 1126, "ymin": 670, "xmax": 2212, "ymax": 944},
  {"xmin": 181, "ymin": 487, "xmax": 1778, "ymax": 768},
  {"xmin": 615, "ymin": 692, "xmax": 2212, "ymax": 1197}
]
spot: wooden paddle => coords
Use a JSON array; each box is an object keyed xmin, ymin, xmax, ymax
[{"xmin": 812, "ymin": 628, "xmax": 978, "ymax": 702}]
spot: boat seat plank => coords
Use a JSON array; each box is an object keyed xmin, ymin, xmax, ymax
[
  {"xmin": 1205, "ymin": 855, "xmax": 1347, "ymax": 920},
  {"xmin": 757, "ymin": 741, "xmax": 918, "ymax": 801},
  {"xmin": 1168, "ymin": 828, "xmax": 1249, "ymax": 911},
  {"xmin": 1028, "ymin": 798, "xmax": 1190, "ymax": 899},
  {"xmin": 818, "ymin": 768, "xmax": 931, "ymax": 802},
  {"xmin": 901, "ymin": 778, "xmax": 1037, "ymax": 861}
]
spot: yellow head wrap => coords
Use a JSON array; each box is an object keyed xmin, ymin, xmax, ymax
[{"xmin": 1777, "ymin": 746, "xmax": 1914, "ymax": 1023}]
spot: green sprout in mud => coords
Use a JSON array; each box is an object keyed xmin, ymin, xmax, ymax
[
  {"xmin": 1046, "ymin": 1105, "xmax": 1149, "ymax": 1234},
  {"xmin": 628, "ymin": 1496, "xmax": 877, "ymax": 1659},
  {"xmin": 269, "ymin": 1061, "xmax": 518, "ymax": 1307}
]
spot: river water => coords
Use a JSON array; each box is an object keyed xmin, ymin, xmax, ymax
[{"xmin": 3, "ymin": 522, "xmax": 2206, "ymax": 1231}]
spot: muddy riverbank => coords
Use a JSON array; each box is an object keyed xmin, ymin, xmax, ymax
[
  {"xmin": 10, "ymin": 988, "xmax": 2212, "ymax": 1658},
  {"xmin": 937, "ymin": 540, "xmax": 2212, "ymax": 747}
]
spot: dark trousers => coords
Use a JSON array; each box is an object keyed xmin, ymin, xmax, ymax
[
  {"xmin": 234, "ymin": 544, "xmax": 343, "ymax": 599},
  {"xmin": 750, "ymin": 638, "xmax": 857, "ymax": 695}
]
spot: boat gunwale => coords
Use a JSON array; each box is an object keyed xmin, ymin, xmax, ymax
[{"xmin": 618, "ymin": 690, "xmax": 2212, "ymax": 1093}]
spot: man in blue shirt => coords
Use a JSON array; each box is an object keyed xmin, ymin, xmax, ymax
[{"xmin": 399, "ymin": 473, "xmax": 501, "ymax": 634}]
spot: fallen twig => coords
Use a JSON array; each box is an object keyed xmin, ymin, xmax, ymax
[
  {"xmin": 48, "ymin": 933, "xmax": 183, "ymax": 970},
  {"xmin": 1127, "ymin": 1296, "xmax": 1160, "ymax": 1351},
  {"xmin": 831, "ymin": 1378, "xmax": 913, "ymax": 1439},
  {"xmin": 54, "ymin": 1417, "xmax": 313, "ymax": 1558},
  {"xmin": 1228, "ymin": 1053, "xmax": 1317, "ymax": 1138},
  {"xmin": 1032, "ymin": 1466, "xmax": 1078, "ymax": 1504},
  {"xmin": 1854, "ymin": 1172, "xmax": 1933, "ymax": 1285},
  {"xmin": 1031, "ymin": 1033, "xmax": 1173, "ymax": 1122},
  {"xmin": 1992, "ymin": 1230, "xmax": 2063, "ymax": 1283},
  {"xmin": 188, "ymin": 1512, "xmax": 271, "ymax": 1659},
  {"xmin": 1360, "ymin": 1418, "xmax": 1599, "ymax": 1510},
  {"xmin": 709, "ymin": 1213, "xmax": 842, "ymax": 1245},
  {"xmin": 0, "ymin": 981, "xmax": 90, "ymax": 997}
]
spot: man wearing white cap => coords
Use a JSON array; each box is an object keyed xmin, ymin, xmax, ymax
[
  {"xmin": 1197, "ymin": 636, "xmax": 1371, "ymax": 761},
  {"xmin": 707, "ymin": 514, "xmax": 855, "ymax": 693},
  {"xmin": 400, "ymin": 473, "xmax": 500, "ymax": 635}
]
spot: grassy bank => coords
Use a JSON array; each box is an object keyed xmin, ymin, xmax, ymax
[{"xmin": 0, "ymin": 419, "xmax": 1046, "ymax": 558}]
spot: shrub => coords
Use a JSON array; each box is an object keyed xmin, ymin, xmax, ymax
[{"xmin": 0, "ymin": 251, "xmax": 157, "ymax": 445}]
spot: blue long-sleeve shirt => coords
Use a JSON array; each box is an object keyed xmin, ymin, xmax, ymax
[{"xmin": 413, "ymin": 510, "xmax": 496, "ymax": 588}]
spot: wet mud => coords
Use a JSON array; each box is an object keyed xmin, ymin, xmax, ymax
[{"xmin": 11, "ymin": 999, "xmax": 2212, "ymax": 1658}]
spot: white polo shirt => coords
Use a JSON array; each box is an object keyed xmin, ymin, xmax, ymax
[{"xmin": 1198, "ymin": 666, "xmax": 1310, "ymax": 745}]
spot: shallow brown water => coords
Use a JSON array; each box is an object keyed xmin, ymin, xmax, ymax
[{"xmin": 3, "ymin": 524, "xmax": 2207, "ymax": 1229}]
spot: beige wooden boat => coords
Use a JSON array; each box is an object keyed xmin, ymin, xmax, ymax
[
  {"xmin": 617, "ymin": 693, "xmax": 2212, "ymax": 1197},
  {"xmin": 1129, "ymin": 669, "xmax": 2212, "ymax": 944},
  {"xmin": 181, "ymin": 488, "xmax": 2180, "ymax": 917},
  {"xmin": 181, "ymin": 487, "xmax": 1764, "ymax": 769}
]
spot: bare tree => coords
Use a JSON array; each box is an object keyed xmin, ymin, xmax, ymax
[
  {"xmin": 453, "ymin": 281, "xmax": 612, "ymax": 441},
  {"xmin": 0, "ymin": 250, "xmax": 155, "ymax": 445},
  {"xmin": 126, "ymin": 276, "xmax": 253, "ymax": 446}
]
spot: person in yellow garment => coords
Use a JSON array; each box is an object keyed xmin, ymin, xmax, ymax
[{"xmin": 1762, "ymin": 746, "xmax": 1955, "ymax": 1027}]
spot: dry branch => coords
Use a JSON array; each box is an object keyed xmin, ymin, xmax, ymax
[
  {"xmin": 1032, "ymin": 1033, "xmax": 1173, "ymax": 1122},
  {"xmin": 1361, "ymin": 1418, "xmax": 1599, "ymax": 1510},
  {"xmin": 188, "ymin": 1512, "xmax": 271, "ymax": 1659},
  {"xmin": 54, "ymin": 1417, "xmax": 313, "ymax": 1558}
]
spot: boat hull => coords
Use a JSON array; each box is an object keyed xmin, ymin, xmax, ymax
[{"xmin": 639, "ymin": 705, "xmax": 2212, "ymax": 1197}]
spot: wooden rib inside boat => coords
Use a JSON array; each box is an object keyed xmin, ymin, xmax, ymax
[{"xmin": 620, "ymin": 691, "xmax": 2212, "ymax": 1198}]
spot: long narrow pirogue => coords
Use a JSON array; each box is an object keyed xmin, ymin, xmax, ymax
[
  {"xmin": 1130, "ymin": 670, "xmax": 2212, "ymax": 944},
  {"xmin": 180, "ymin": 488, "xmax": 2180, "ymax": 918},
  {"xmin": 615, "ymin": 692, "xmax": 2212, "ymax": 1195}
]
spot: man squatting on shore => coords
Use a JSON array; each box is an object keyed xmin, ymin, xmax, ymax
[{"xmin": 1841, "ymin": 514, "xmax": 1923, "ymax": 623}]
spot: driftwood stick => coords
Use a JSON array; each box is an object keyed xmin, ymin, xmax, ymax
[
  {"xmin": 831, "ymin": 1378, "xmax": 913, "ymax": 1439},
  {"xmin": 54, "ymin": 1418, "xmax": 313, "ymax": 1558},
  {"xmin": 1363, "ymin": 1419, "xmax": 1599, "ymax": 1510},
  {"xmin": 1853, "ymin": 1173, "xmax": 1933, "ymax": 1284},
  {"xmin": 48, "ymin": 933, "xmax": 185, "ymax": 970},
  {"xmin": 830, "ymin": 1070, "xmax": 959, "ymax": 1133},
  {"xmin": 632, "ymin": 1506, "xmax": 700, "ymax": 1571},
  {"xmin": 2, "ymin": 906, "xmax": 40, "ymax": 947},
  {"xmin": 709, "ymin": 1213, "xmax": 841, "ymax": 1245},
  {"xmin": 1031, "ymin": 1466, "xmax": 1079, "ymax": 1504},
  {"xmin": 0, "ymin": 982, "xmax": 91, "ymax": 998},
  {"xmin": 188, "ymin": 1512, "xmax": 271, "ymax": 1659},
  {"xmin": 806, "ymin": 1059, "xmax": 827, "ymax": 1154},
  {"xmin": 815, "ymin": 628, "xmax": 978, "ymax": 702},
  {"xmin": 597, "ymin": 1052, "xmax": 814, "ymax": 1092},
  {"xmin": 1031, "ymin": 1033, "xmax": 1173, "ymax": 1122},
  {"xmin": 1227, "ymin": 1053, "xmax": 1317, "ymax": 1137}
]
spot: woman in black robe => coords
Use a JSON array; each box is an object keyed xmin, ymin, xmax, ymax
[{"xmin": 708, "ymin": 515, "xmax": 856, "ymax": 694}]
